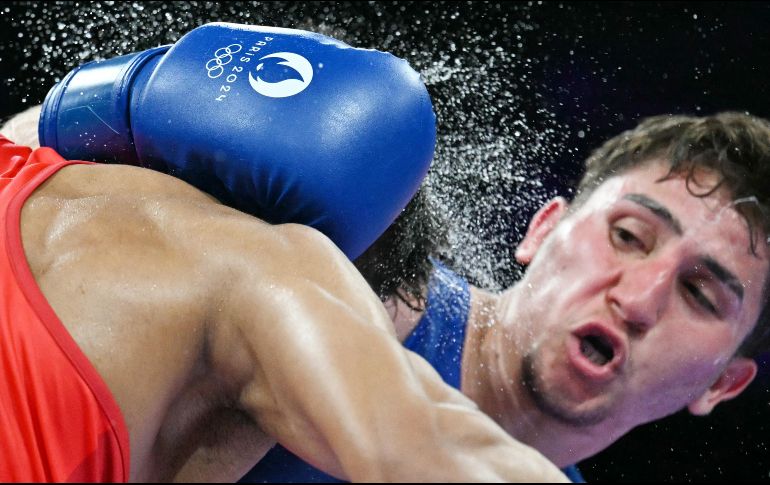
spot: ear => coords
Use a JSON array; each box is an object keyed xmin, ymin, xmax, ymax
[
  {"xmin": 687, "ymin": 357, "xmax": 757, "ymax": 416},
  {"xmin": 515, "ymin": 197, "xmax": 569, "ymax": 265}
]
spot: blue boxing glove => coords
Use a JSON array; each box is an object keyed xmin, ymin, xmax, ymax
[{"xmin": 39, "ymin": 23, "xmax": 436, "ymax": 259}]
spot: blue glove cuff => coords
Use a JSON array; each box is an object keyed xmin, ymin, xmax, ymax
[{"xmin": 39, "ymin": 45, "xmax": 170, "ymax": 165}]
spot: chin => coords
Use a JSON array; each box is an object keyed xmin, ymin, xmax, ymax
[{"xmin": 521, "ymin": 351, "xmax": 616, "ymax": 428}]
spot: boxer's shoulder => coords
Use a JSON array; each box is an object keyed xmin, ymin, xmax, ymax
[
  {"xmin": 25, "ymin": 161, "xmax": 348, "ymax": 294},
  {"xmin": 40, "ymin": 162, "xmax": 221, "ymax": 203},
  {"xmin": 22, "ymin": 163, "xmax": 225, "ymax": 289},
  {"xmin": 19, "ymin": 162, "xmax": 292, "ymax": 480}
]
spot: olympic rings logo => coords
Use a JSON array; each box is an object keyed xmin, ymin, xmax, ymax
[{"xmin": 205, "ymin": 44, "xmax": 243, "ymax": 79}]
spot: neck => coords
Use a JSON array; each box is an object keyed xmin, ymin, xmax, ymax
[
  {"xmin": 461, "ymin": 285, "xmax": 600, "ymax": 467},
  {"xmin": 383, "ymin": 291, "xmax": 426, "ymax": 342}
]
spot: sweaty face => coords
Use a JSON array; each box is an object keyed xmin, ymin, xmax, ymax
[{"xmin": 512, "ymin": 160, "xmax": 768, "ymax": 433}]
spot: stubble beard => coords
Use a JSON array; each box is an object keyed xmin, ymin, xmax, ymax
[{"xmin": 521, "ymin": 350, "xmax": 612, "ymax": 428}]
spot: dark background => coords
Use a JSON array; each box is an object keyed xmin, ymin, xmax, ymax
[{"xmin": 2, "ymin": 1, "xmax": 770, "ymax": 481}]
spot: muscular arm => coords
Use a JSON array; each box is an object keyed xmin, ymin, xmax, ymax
[
  {"xmin": 12, "ymin": 103, "xmax": 565, "ymax": 481},
  {"xmin": 186, "ymin": 206, "xmax": 567, "ymax": 482}
]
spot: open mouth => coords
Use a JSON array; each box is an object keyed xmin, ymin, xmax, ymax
[
  {"xmin": 580, "ymin": 334, "xmax": 615, "ymax": 366},
  {"xmin": 569, "ymin": 323, "xmax": 627, "ymax": 380}
]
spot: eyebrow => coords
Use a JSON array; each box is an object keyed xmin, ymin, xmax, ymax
[
  {"xmin": 702, "ymin": 256, "xmax": 744, "ymax": 302},
  {"xmin": 623, "ymin": 194, "xmax": 683, "ymax": 235},
  {"xmin": 623, "ymin": 193, "xmax": 744, "ymax": 302}
]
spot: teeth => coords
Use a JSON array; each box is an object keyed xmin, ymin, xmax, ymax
[{"xmin": 580, "ymin": 335, "xmax": 613, "ymax": 366}]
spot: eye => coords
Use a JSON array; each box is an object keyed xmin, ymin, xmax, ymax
[
  {"xmin": 609, "ymin": 216, "xmax": 655, "ymax": 254},
  {"xmin": 681, "ymin": 279, "xmax": 719, "ymax": 316},
  {"xmin": 610, "ymin": 226, "xmax": 647, "ymax": 252}
]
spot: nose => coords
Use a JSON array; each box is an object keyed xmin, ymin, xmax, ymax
[{"xmin": 606, "ymin": 258, "xmax": 676, "ymax": 335}]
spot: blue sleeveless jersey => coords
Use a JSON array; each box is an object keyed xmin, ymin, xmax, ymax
[{"xmin": 239, "ymin": 260, "xmax": 584, "ymax": 483}]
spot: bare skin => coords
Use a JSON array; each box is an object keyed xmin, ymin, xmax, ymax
[
  {"xmin": 7, "ymin": 105, "xmax": 764, "ymax": 477},
  {"xmin": 1, "ymin": 105, "xmax": 40, "ymax": 148},
  {"xmin": 13, "ymin": 157, "xmax": 568, "ymax": 482},
  {"xmin": 388, "ymin": 162, "xmax": 766, "ymax": 468}
]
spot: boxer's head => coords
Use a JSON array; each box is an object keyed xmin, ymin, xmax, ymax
[
  {"xmin": 574, "ymin": 112, "xmax": 770, "ymax": 358},
  {"xmin": 506, "ymin": 112, "xmax": 770, "ymax": 458}
]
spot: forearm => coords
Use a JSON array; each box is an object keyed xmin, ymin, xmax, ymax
[
  {"xmin": 397, "ymin": 352, "xmax": 570, "ymax": 482},
  {"xmin": 0, "ymin": 105, "xmax": 41, "ymax": 148},
  {"xmin": 241, "ymin": 295, "xmax": 567, "ymax": 482},
  {"xmin": 214, "ymin": 225, "xmax": 567, "ymax": 482}
]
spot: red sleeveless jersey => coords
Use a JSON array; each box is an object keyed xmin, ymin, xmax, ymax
[{"xmin": 0, "ymin": 136, "xmax": 129, "ymax": 482}]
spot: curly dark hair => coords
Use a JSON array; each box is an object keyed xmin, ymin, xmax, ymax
[
  {"xmin": 575, "ymin": 112, "xmax": 770, "ymax": 358},
  {"xmin": 353, "ymin": 185, "xmax": 447, "ymax": 311}
]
